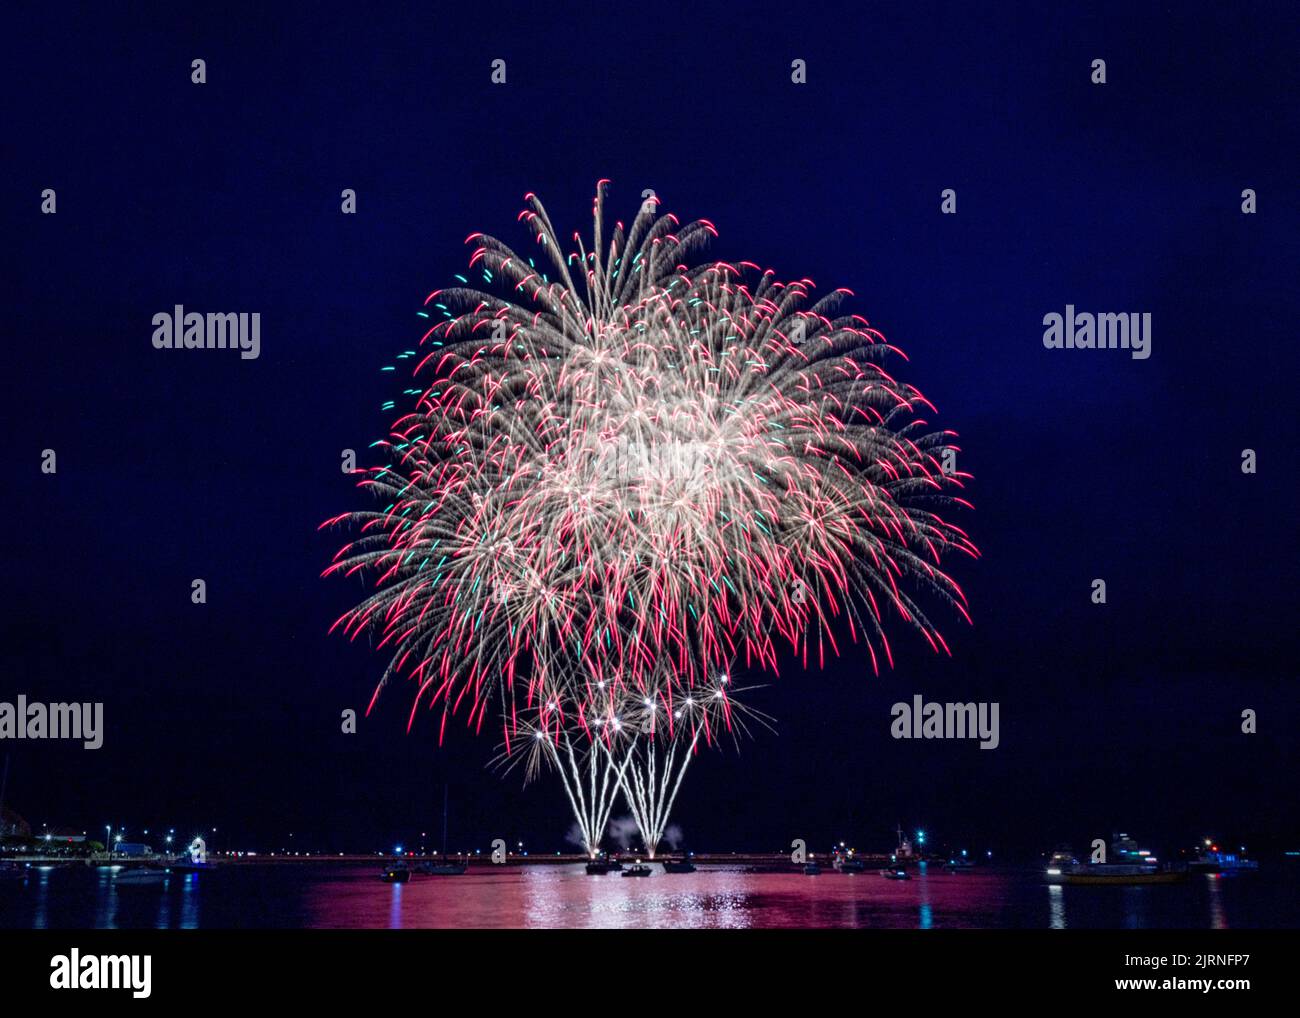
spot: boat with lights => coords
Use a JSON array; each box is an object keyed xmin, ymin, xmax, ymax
[
  {"xmin": 1188, "ymin": 840, "xmax": 1259, "ymax": 874},
  {"xmin": 381, "ymin": 861, "xmax": 410, "ymax": 883},
  {"xmin": 1047, "ymin": 834, "xmax": 1188, "ymax": 885}
]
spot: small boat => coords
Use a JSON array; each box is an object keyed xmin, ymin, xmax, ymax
[
  {"xmin": 1044, "ymin": 847, "xmax": 1078, "ymax": 883},
  {"xmin": 621, "ymin": 863, "xmax": 652, "ymax": 877},
  {"xmin": 880, "ymin": 866, "xmax": 911, "ymax": 880},
  {"xmin": 381, "ymin": 863, "xmax": 411, "ymax": 883},
  {"xmin": 803, "ymin": 862, "xmax": 822, "ymax": 875},
  {"xmin": 661, "ymin": 858, "xmax": 696, "ymax": 874},
  {"xmin": 832, "ymin": 847, "xmax": 867, "ymax": 873},
  {"xmin": 944, "ymin": 857, "xmax": 975, "ymax": 873},
  {"xmin": 586, "ymin": 851, "xmax": 623, "ymax": 874},
  {"xmin": 420, "ymin": 785, "xmax": 466, "ymax": 875}
]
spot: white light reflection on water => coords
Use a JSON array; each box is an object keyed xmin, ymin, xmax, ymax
[
  {"xmin": 388, "ymin": 881, "xmax": 404, "ymax": 928},
  {"xmin": 519, "ymin": 866, "xmax": 753, "ymax": 929},
  {"xmin": 1047, "ymin": 884, "xmax": 1066, "ymax": 929},
  {"xmin": 33, "ymin": 866, "xmax": 52, "ymax": 929},
  {"xmin": 1205, "ymin": 873, "xmax": 1227, "ymax": 930}
]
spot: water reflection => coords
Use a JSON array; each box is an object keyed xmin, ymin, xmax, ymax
[
  {"xmin": 311, "ymin": 865, "xmax": 1045, "ymax": 929},
  {"xmin": 518, "ymin": 866, "xmax": 753, "ymax": 929},
  {"xmin": 1205, "ymin": 873, "xmax": 1227, "ymax": 930},
  {"xmin": 33, "ymin": 866, "xmax": 51, "ymax": 929},
  {"xmin": 1047, "ymin": 884, "xmax": 1066, "ymax": 929},
  {"xmin": 1121, "ymin": 887, "xmax": 1146, "ymax": 928},
  {"xmin": 2, "ymin": 863, "xmax": 1293, "ymax": 929},
  {"xmin": 388, "ymin": 881, "xmax": 403, "ymax": 928}
]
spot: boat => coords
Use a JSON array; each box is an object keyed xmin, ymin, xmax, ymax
[
  {"xmin": 871, "ymin": 826, "xmax": 915, "ymax": 879},
  {"xmin": 892, "ymin": 824, "xmax": 919, "ymax": 864},
  {"xmin": 1048, "ymin": 834, "xmax": 1188, "ymax": 885},
  {"xmin": 661, "ymin": 858, "xmax": 696, "ymax": 874},
  {"xmin": 1188, "ymin": 842, "xmax": 1259, "ymax": 874},
  {"xmin": 585, "ymin": 850, "xmax": 624, "ymax": 875},
  {"xmin": 621, "ymin": 863, "xmax": 652, "ymax": 877},
  {"xmin": 944, "ymin": 856, "xmax": 976, "ymax": 873},
  {"xmin": 381, "ymin": 863, "xmax": 410, "ymax": 883},
  {"xmin": 1044, "ymin": 847, "xmax": 1078, "ymax": 884},
  {"xmin": 832, "ymin": 847, "xmax": 867, "ymax": 873},
  {"xmin": 419, "ymin": 785, "xmax": 468, "ymax": 875},
  {"xmin": 803, "ymin": 862, "xmax": 822, "ymax": 875}
]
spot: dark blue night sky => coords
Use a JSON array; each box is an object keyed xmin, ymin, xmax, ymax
[{"xmin": 4, "ymin": 2, "xmax": 1297, "ymax": 857}]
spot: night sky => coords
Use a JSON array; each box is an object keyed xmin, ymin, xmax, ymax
[{"xmin": 4, "ymin": 2, "xmax": 1296, "ymax": 859}]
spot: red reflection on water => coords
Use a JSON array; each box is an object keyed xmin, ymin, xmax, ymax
[{"xmin": 302, "ymin": 866, "xmax": 1014, "ymax": 929}]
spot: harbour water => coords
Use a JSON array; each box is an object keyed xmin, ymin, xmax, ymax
[{"xmin": 3, "ymin": 863, "xmax": 1296, "ymax": 929}]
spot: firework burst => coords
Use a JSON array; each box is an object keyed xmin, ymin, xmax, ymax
[{"xmin": 322, "ymin": 182, "xmax": 975, "ymax": 844}]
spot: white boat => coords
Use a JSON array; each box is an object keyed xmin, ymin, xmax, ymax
[{"xmin": 1046, "ymin": 834, "xmax": 1187, "ymax": 885}]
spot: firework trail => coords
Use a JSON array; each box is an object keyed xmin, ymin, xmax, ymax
[
  {"xmin": 497, "ymin": 668, "xmax": 769, "ymax": 858},
  {"xmin": 608, "ymin": 671, "xmax": 770, "ymax": 859},
  {"xmin": 322, "ymin": 182, "xmax": 975, "ymax": 844}
]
